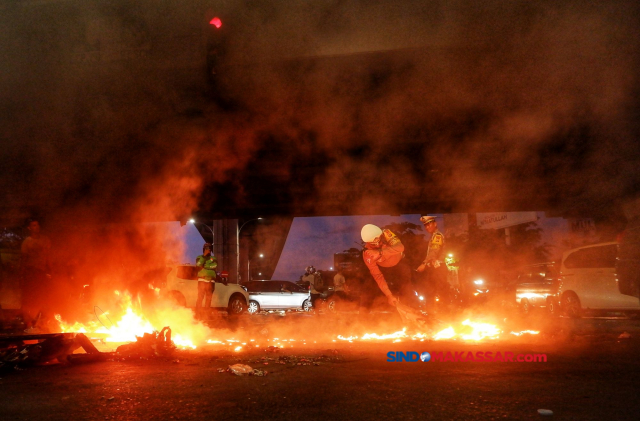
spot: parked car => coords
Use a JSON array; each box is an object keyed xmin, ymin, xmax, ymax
[
  {"xmin": 163, "ymin": 264, "xmax": 249, "ymax": 315},
  {"xmin": 616, "ymin": 215, "xmax": 640, "ymax": 302},
  {"xmin": 557, "ymin": 242, "xmax": 640, "ymax": 317},
  {"xmin": 244, "ymin": 280, "xmax": 311, "ymax": 314},
  {"xmin": 513, "ymin": 262, "xmax": 558, "ymax": 313}
]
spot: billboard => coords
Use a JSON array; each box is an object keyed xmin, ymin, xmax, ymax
[{"xmin": 476, "ymin": 212, "xmax": 538, "ymax": 230}]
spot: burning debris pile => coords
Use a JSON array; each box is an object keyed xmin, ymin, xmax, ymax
[
  {"xmin": 115, "ymin": 327, "xmax": 175, "ymax": 358},
  {"xmin": 0, "ymin": 288, "xmax": 218, "ymax": 373},
  {"xmin": 0, "ymin": 326, "xmax": 185, "ymax": 373},
  {"xmin": 55, "ymin": 290, "xmax": 207, "ymax": 351}
]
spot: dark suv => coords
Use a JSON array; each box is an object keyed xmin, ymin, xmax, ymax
[{"xmin": 512, "ymin": 262, "xmax": 558, "ymax": 314}]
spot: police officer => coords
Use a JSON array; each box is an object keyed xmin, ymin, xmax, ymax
[
  {"xmin": 416, "ymin": 216, "xmax": 448, "ymax": 312},
  {"xmin": 361, "ymin": 224, "xmax": 415, "ymax": 308},
  {"xmin": 195, "ymin": 243, "xmax": 217, "ymax": 319}
]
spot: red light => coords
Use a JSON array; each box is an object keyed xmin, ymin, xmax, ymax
[{"xmin": 209, "ymin": 17, "xmax": 222, "ymax": 29}]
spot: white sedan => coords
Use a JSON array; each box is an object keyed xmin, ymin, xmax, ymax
[{"xmin": 163, "ymin": 264, "xmax": 249, "ymax": 315}]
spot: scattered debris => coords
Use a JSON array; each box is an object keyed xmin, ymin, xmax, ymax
[
  {"xmin": 246, "ymin": 352, "xmax": 343, "ymax": 368},
  {"xmin": 225, "ymin": 364, "xmax": 269, "ymax": 376},
  {"xmin": 229, "ymin": 364, "xmax": 254, "ymax": 375},
  {"xmin": 618, "ymin": 332, "xmax": 631, "ymax": 339}
]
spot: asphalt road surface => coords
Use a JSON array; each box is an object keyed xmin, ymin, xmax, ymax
[{"xmin": 1, "ymin": 314, "xmax": 639, "ymax": 421}]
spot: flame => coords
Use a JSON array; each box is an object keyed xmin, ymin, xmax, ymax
[
  {"xmin": 459, "ymin": 319, "xmax": 501, "ymax": 341},
  {"xmin": 361, "ymin": 328, "xmax": 408, "ymax": 340},
  {"xmin": 433, "ymin": 326, "xmax": 456, "ymax": 340},
  {"xmin": 57, "ymin": 292, "xmax": 540, "ymax": 351},
  {"xmin": 97, "ymin": 307, "xmax": 155, "ymax": 343},
  {"xmin": 509, "ymin": 330, "xmax": 540, "ymax": 336},
  {"xmin": 55, "ymin": 290, "xmax": 206, "ymax": 350},
  {"xmin": 336, "ymin": 320, "xmax": 539, "ymax": 343}
]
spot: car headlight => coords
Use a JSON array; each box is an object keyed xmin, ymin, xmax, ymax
[{"xmin": 241, "ymin": 285, "xmax": 247, "ymax": 292}]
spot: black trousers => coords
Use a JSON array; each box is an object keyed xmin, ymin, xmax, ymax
[
  {"xmin": 425, "ymin": 265, "xmax": 449, "ymax": 309},
  {"xmin": 310, "ymin": 293, "xmax": 322, "ymax": 309},
  {"xmin": 379, "ymin": 259, "xmax": 419, "ymax": 308}
]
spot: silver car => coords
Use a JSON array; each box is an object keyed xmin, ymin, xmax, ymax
[{"xmin": 245, "ymin": 280, "xmax": 311, "ymax": 314}]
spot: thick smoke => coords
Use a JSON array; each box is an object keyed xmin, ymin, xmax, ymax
[
  {"xmin": 1, "ymin": 0, "xmax": 639, "ymax": 321},
  {"xmin": 219, "ymin": 0, "xmax": 640, "ymax": 215}
]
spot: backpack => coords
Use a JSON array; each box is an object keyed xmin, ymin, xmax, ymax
[{"xmin": 314, "ymin": 273, "xmax": 324, "ymax": 291}]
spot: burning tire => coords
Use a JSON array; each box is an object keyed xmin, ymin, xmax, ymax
[
  {"xmin": 228, "ymin": 294, "xmax": 247, "ymax": 316},
  {"xmin": 248, "ymin": 300, "xmax": 260, "ymax": 315},
  {"xmin": 562, "ymin": 291, "xmax": 582, "ymax": 318}
]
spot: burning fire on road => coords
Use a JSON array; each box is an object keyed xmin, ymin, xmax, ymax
[{"xmin": 53, "ymin": 288, "xmax": 539, "ymax": 356}]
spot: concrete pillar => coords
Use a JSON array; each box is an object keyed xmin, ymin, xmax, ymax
[{"xmin": 213, "ymin": 219, "xmax": 239, "ymax": 283}]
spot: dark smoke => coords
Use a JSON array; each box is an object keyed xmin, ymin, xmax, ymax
[{"xmin": 1, "ymin": 1, "xmax": 639, "ymax": 317}]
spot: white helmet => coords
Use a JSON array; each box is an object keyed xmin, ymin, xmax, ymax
[{"xmin": 361, "ymin": 224, "xmax": 382, "ymax": 243}]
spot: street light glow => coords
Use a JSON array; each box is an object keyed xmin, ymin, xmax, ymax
[
  {"xmin": 259, "ymin": 254, "xmax": 264, "ymax": 258},
  {"xmin": 189, "ymin": 218, "xmax": 195, "ymax": 224}
]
